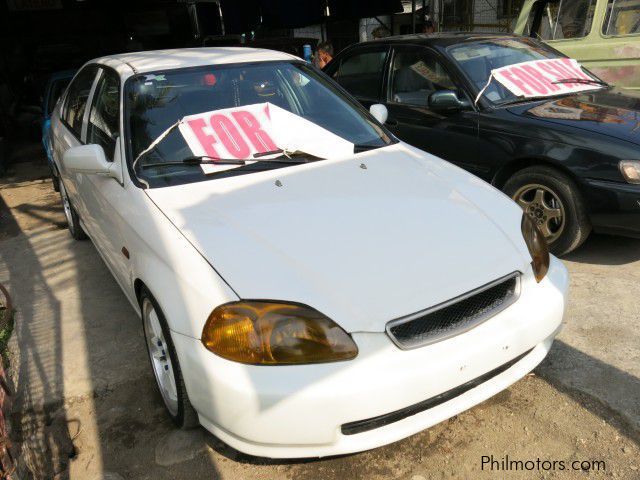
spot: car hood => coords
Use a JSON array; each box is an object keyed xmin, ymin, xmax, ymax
[
  {"xmin": 507, "ymin": 88, "xmax": 640, "ymax": 147},
  {"xmin": 146, "ymin": 143, "xmax": 530, "ymax": 333}
]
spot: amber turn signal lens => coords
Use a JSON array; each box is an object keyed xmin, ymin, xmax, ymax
[
  {"xmin": 521, "ymin": 214, "xmax": 550, "ymax": 283},
  {"xmin": 201, "ymin": 301, "xmax": 359, "ymax": 365}
]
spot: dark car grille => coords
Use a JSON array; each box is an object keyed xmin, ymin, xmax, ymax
[{"xmin": 387, "ymin": 273, "xmax": 520, "ymax": 349}]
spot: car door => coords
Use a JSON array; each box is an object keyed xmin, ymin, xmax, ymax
[
  {"xmin": 383, "ymin": 45, "xmax": 482, "ymax": 175},
  {"xmin": 326, "ymin": 45, "xmax": 390, "ymax": 109},
  {"xmin": 53, "ymin": 65, "xmax": 100, "ymax": 203},
  {"xmin": 78, "ymin": 67, "xmax": 131, "ymax": 289}
]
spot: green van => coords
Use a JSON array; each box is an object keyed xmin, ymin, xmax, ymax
[{"xmin": 514, "ymin": 0, "xmax": 640, "ymax": 89}]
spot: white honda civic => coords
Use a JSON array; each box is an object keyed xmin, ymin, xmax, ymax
[{"xmin": 50, "ymin": 47, "xmax": 568, "ymax": 458}]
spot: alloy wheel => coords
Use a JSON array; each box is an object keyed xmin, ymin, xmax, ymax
[
  {"xmin": 142, "ymin": 298, "xmax": 179, "ymax": 416},
  {"xmin": 513, "ymin": 183, "xmax": 565, "ymax": 244}
]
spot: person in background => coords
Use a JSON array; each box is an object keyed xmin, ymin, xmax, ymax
[
  {"xmin": 422, "ymin": 19, "xmax": 436, "ymax": 34},
  {"xmin": 313, "ymin": 42, "xmax": 334, "ymax": 69},
  {"xmin": 371, "ymin": 26, "xmax": 391, "ymax": 39}
]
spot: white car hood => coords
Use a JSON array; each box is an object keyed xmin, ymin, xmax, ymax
[{"xmin": 146, "ymin": 143, "xmax": 530, "ymax": 333}]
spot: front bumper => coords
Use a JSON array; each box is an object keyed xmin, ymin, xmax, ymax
[
  {"xmin": 172, "ymin": 257, "xmax": 569, "ymax": 458},
  {"xmin": 583, "ymin": 179, "xmax": 640, "ymax": 238}
]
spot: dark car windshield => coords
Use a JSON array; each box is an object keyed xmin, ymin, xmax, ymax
[
  {"xmin": 126, "ymin": 61, "xmax": 392, "ymax": 188},
  {"xmin": 447, "ymin": 37, "xmax": 599, "ymax": 105}
]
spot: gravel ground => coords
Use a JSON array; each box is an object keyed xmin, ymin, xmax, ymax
[{"xmin": 1, "ymin": 153, "xmax": 639, "ymax": 480}]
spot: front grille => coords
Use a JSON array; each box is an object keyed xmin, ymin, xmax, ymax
[{"xmin": 387, "ymin": 273, "xmax": 520, "ymax": 349}]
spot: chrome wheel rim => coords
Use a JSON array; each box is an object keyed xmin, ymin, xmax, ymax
[
  {"xmin": 59, "ymin": 181, "xmax": 73, "ymax": 229},
  {"xmin": 143, "ymin": 299, "xmax": 179, "ymax": 416},
  {"xmin": 513, "ymin": 183, "xmax": 565, "ymax": 243}
]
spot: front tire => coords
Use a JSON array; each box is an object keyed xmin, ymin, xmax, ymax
[
  {"xmin": 140, "ymin": 287, "xmax": 199, "ymax": 429},
  {"xmin": 59, "ymin": 180, "xmax": 87, "ymax": 240},
  {"xmin": 503, "ymin": 165, "xmax": 591, "ymax": 256}
]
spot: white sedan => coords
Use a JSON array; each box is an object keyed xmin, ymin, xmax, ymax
[{"xmin": 51, "ymin": 47, "xmax": 568, "ymax": 458}]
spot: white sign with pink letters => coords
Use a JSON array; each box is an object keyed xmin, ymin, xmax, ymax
[
  {"xmin": 178, "ymin": 102, "xmax": 354, "ymax": 174},
  {"xmin": 491, "ymin": 58, "xmax": 602, "ymax": 98}
]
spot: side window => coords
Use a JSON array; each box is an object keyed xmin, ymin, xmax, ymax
[
  {"xmin": 63, "ymin": 66, "xmax": 98, "ymax": 138},
  {"xmin": 390, "ymin": 49, "xmax": 456, "ymax": 107},
  {"xmin": 87, "ymin": 70, "xmax": 120, "ymax": 160},
  {"xmin": 333, "ymin": 49, "xmax": 387, "ymax": 100},
  {"xmin": 603, "ymin": 0, "xmax": 640, "ymax": 35},
  {"xmin": 531, "ymin": 0, "xmax": 595, "ymax": 40}
]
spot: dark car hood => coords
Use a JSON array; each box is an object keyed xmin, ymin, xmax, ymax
[{"xmin": 506, "ymin": 88, "xmax": 640, "ymax": 147}]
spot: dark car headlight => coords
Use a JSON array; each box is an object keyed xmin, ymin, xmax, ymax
[
  {"xmin": 201, "ymin": 301, "xmax": 358, "ymax": 365},
  {"xmin": 521, "ymin": 214, "xmax": 550, "ymax": 283},
  {"xmin": 619, "ymin": 160, "xmax": 640, "ymax": 184}
]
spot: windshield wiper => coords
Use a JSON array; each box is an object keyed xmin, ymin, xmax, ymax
[
  {"xmin": 253, "ymin": 148, "xmax": 325, "ymax": 161},
  {"xmin": 495, "ymin": 97, "xmax": 541, "ymax": 106},
  {"xmin": 552, "ymin": 78, "xmax": 608, "ymax": 87},
  {"xmin": 353, "ymin": 144, "xmax": 383, "ymax": 153},
  {"xmin": 139, "ymin": 154, "xmax": 319, "ymax": 169}
]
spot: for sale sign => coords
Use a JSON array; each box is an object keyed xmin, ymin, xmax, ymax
[
  {"xmin": 178, "ymin": 102, "xmax": 354, "ymax": 174},
  {"xmin": 492, "ymin": 58, "xmax": 601, "ymax": 98},
  {"xmin": 179, "ymin": 103, "xmax": 276, "ymax": 174}
]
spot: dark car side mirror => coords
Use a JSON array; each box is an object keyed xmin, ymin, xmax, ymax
[{"xmin": 428, "ymin": 90, "xmax": 471, "ymax": 112}]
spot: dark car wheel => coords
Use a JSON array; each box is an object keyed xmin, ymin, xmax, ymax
[
  {"xmin": 59, "ymin": 180, "xmax": 87, "ymax": 240},
  {"xmin": 140, "ymin": 287, "xmax": 199, "ymax": 429},
  {"xmin": 503, "ymin": 165, "xmax": 591, "ymax": 256}
]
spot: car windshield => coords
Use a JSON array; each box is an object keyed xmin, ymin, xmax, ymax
[
  {"xmin": 447, "ymin": 37, "xmax": 598, "ymax": 105},
  {"xmin": 126, "ymin": 61, "xmax": 392, "ymax": 188}
]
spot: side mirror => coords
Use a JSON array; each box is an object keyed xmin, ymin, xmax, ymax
[
  {"xmin": 428, "ymin": 90, "xmax": 471, "ymax": 112},
  {"xmin": 369, "ymin": 103, "xmax": 388, "ymax": 124},
  {"xmin": 63, "ymin": 144, "xmax": 112, "ymax": 176}
]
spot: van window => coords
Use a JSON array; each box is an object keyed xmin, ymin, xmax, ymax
[
  {"xmin": 603, "ymin": 0, "xmax": 640, "ymax": 35},
  {"xmin": 529, "ymin": 0, "xmax": 596, "ymax": 40}
]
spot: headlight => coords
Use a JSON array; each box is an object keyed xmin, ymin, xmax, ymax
[
  {"xmin": 521, "ymin": 214, "xmax": 550, "ymax": 283},
  {"xmin": 201, "ymin": 301, "xmax": 358, "ymax": 365},
  {"xmin": 619, "ymin": 160, "xmax": 640, "ymax": 184}
]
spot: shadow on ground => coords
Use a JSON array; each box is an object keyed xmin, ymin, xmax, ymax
[
  {"xmin": 537, "ymin": 340, "xmax": 640, "ymax": 445},
  {"xmin": 564, "ymin": 233, "xmax": 640, "ymax": 266},
  {"xmin": 0, "ymin": 167, "xmax": 74, "ymax": 477}
]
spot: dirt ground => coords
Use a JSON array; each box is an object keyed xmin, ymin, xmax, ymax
[{"xmin": 1, "ymin": 150, "xmax": 639, "ymax": 480}]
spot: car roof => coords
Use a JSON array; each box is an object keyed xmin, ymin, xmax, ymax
[
  {"xmin": 92, "ymin": 47, "xmax": 300, "ymax": 77},
  {"xmin": 357, "ymin": 32, "xmax": 523, "ymax": 49}
]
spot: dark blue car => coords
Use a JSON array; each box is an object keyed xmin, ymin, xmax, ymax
[{"xmin": 42, "ymin": 69, "xmax": 75, "ymax": 190}]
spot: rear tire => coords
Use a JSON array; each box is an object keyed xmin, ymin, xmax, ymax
[
  {"xmin": 140, "ymin": 287, "xmax": 199, "ymax": 429},
  {"xmin": 503, "ymin": 165, "xmax": 591, "ymax": 256},
  {"xmin": 59, "ymin": 180, "xmax": 87, "ymax": 240}
]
